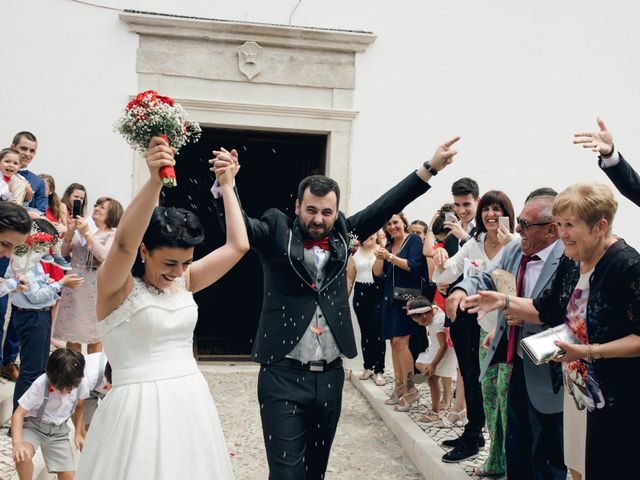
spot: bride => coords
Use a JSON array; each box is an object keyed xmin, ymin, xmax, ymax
[{"xmin": 76, "ymin": 137, "xmax": 248, "ymax": 479}]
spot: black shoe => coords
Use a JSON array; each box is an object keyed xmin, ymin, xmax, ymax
[
  {"xmin": 442, "ymin": 443, "xmax": 479, "ymax": 463},
  {"xmin": 441, "ymin": 435, "xmax": 485, "ymax": 449}
]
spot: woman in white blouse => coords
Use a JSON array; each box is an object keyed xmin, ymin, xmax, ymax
[
  {"xmin": 348, "ymin": 231, "xmax": 387, "ymax": 386},
  {"xmin": 433, "ymin": 190, "xmax": 516, "ymax": 477}
]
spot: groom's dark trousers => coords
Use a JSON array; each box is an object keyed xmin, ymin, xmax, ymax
[{"xmin": 259, "ymin": 359, "xmax": 344, "ymax": 479}]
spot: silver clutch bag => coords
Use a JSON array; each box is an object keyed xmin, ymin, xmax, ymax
[{"xmin": 520, "ymin": 323, "xmax": 580, "ymax": 365}]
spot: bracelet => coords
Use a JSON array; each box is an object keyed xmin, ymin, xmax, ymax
[
  {"xmin": 502, "ymin": 293, "xmax": 510, "ymax": 311},
  {"xmin": 422, "ymin": 161, "xmax": 438, "ymax": 176},
  {"xmin": 601, "ymin": 143, "xmax": 615, "ymax": 159}
]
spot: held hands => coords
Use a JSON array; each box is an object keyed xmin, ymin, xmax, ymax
[
  {"xmin": 60, "ymin": 274, "xmax": 84, "ymax": 290},
  {"xmin": 573, "ymin": 117, "xmax": 613, "ymax": 156},
  {"xmin": 427, "ymin": 136, "xmax": 461, "ymax": 171},
  {"xmin": 145, "ymin": 137, "xmax": 176, "ymax": 186},
  {"xmin": 209, "ymin": 147, "xmax": 240, "ymax": 187}
]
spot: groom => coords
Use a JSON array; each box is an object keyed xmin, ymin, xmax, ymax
[{"xmin": 211, "ymin": 137, "xmax": 459, "ymax": 479}]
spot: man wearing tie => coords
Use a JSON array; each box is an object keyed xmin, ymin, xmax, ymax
[
  {"xmin": 211, "ymin": 137, "xmax": 459, "ymax": 479},
  {"xmin": 446, "ymin": 193, "xmax": 566, "ymax": 480}
]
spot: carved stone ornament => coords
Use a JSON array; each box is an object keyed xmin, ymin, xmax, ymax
[{"xmin": 237, "ymin": 41, "xmax": 264, "ymax": 80}]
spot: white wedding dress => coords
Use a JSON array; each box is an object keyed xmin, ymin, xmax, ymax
[{"xmin": 76, "ymin": 277, "xmax": 234, "ymax": 479}]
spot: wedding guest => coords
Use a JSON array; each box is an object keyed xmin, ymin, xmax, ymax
[
  {"xmin": 373, "ymin": 212, "xmax": 428, "ymax": 412},
  {"xmin": 0, "ymin": 203, "xmax": 31, "ymax": 382},
  {"xmin": 55, "ymin": 196, "xmax": 123, "ymax": 354},
  {"xmin": 409, "ymin": 219, "xmax": 428, "ymax": 242},
  {"xmin": 12, "ymin": 348, "xmax": 88, "ymax": 480},
  {"xmin": 573, "ymin": 117, "xmax": 640, "ymax": 207},
  {"xmin": 11, "ymin": 132, "xmax": 46, "ymax": 214},
  {"xmin": 408, "ymin": 297, "xmax": 457, "ymax": 423},
  {"xmin": 464, "ymin": 183, "xmax": 640, "ymax": 479},
  {"xmin": 6, "ymin": 219, "xmax": 84, "ymax": 410},
  {"xmin": 434, "ymin": 190, "xmax": 516, "ymax": 466},
  {"xmin": 447, "ymin": 192, "xmax": 566, "ymax": 480},
  {"xmin": 347, "ymin": 231, "xmax": 386, "ymax": 386},
  {"xmin": 0, "ymin": 148, "xmax": 30, "ymax": 204},
  {"xmin": 60, "ymin": 183, "xmax": 88, "ymax": 225},
  {"xmin": 39, "ymin": 174, "xmax": 71, "ymax": 270}
]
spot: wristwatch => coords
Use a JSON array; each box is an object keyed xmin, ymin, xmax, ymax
[{"xmin": 422, "ymin": 161, "xmax": 438, "ymax": 176}]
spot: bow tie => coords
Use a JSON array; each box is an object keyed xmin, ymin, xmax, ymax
[{"xmin": 304, "ymin": 236, "xmax": 331, "ymax": 250}]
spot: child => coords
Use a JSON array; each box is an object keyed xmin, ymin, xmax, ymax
[
  {"xmin": 12, "ymin": 348, "xmax": 88, "ymax": 480},
  {"xmin": 0, "ymin": 148, "xmax": 32, "ymax": 205},
  {"xmin": 81, "ymin": 352, "xmax": 111, "ymax": 432},
  {"xmin": 407, "ymin": 296, "xmax": 457, "ymax": 423},
  {"xmin": 6, "ymin": 219, "xmax": 84, "ymax": 409},
  {"xmin": 38, "ymin": 174, "xmax": 71, "ymax": 271}
]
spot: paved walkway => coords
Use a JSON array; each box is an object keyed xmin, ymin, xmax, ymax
[{"xmin": 202, "ymin": 364, "xmax": 423, "ymax": 479}]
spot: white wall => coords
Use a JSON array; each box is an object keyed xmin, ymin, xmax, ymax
[{"xmin": 2, "ymin": 0, "xmax": 640, "ymax": 245}]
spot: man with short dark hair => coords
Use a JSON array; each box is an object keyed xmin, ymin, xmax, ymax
[
  {"xmin": 212, "ymin": 138, "xmax": 460, "ymax": 479},
  {"xmin": 447, "ymin": 193, "xmax": 566, "ymax": 479},
  {"xmin": 10, "ymin": 132, "xmax": 46, "ymax": 214}
]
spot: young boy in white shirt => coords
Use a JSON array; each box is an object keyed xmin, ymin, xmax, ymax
[{"xmin": 12, "ymin": 348, "xmax": 88, "ymax": 480}]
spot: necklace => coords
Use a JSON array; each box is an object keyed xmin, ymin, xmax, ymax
[{"xmin": 486, "ymin": 236, "xmax": 499, "ymax": 249}]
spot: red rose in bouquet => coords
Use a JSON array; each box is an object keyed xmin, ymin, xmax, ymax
[{"xmin": 115, "ymin": 90, "xmax": 201, "ymax": 187}]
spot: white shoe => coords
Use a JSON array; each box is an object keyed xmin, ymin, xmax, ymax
[
  {"xmin": 358, "ymin": 369, "xmax": 374, "ymax": 380},
  {"xmin": 373, "ymin": 373, "xmax": 387, "ymax": 386}
]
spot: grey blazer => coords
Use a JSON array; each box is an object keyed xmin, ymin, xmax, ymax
[{"xmin": 455, "ymin": 239, "xmax": 565, "ymax": 414}]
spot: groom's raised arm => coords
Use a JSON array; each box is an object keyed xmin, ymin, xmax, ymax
[{"xmin": 346, "ymin": 137, "xmax": 460, "ymax": 239}]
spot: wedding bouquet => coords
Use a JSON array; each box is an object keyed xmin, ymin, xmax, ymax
[{"xmin": 114, "ymin": 90, "xmax": 202, "ymax": 187}]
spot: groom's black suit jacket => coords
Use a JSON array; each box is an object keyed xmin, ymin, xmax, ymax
[
  {"xmin": 600, "ymin": 152, "xmax": 640, "ymax": 207},
  {"xmin": 214, "ymin": 172, "xmax": 430, "ymax": 364}
]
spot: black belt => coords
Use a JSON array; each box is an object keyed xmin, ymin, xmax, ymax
[
  {"xmin": 13, "ymin": 306, "xmax": 52, "ymax": 312},
  {"xmin": 270, "ymin": 358, "xmax": 343, "ymax": 372}
]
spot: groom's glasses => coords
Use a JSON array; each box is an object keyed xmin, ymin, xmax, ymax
[{"xmin": 516, "ymin": 217, "xmax": 552, "ymax": 230}]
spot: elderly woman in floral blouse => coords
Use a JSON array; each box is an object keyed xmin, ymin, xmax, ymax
[{"xmin": 463, "ymin": 183, "xmax": 640, "ymax": 480}]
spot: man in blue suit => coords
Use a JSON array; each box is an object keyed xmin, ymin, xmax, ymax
[{"xmin": 446, "ymin": 193, "xmax": 566, "ymax": 480}]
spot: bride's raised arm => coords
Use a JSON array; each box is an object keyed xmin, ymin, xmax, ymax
[
  {"xmin": 186, "ymin": 147, "xmax": 249, "ymax": 293},
  {"xmin": 96, "ymin": 137, "xmax": 175, "ymax": 319}
]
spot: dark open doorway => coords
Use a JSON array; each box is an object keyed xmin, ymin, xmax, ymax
[{"xmin": 161, "ymin": 127, "xmax": 327, "ymax": 359}]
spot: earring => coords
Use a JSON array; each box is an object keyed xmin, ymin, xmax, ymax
[{"xmin": 141, "ymin": 258, "xmax": 146, "ymax": 263}]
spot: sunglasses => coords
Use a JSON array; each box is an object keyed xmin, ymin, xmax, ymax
[{"xmin": 516, "ymin": 217, "xmax": 551, "ymax": 230}]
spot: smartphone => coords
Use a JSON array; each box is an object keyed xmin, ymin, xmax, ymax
[
  {"xmin": 499, "ymin": 216, "xmax": 510, "ymax": 230},
  {"xmin": 72, "ymin": 199, "xmax": 82, "ymax": 218},
  {"xmin": 444, "ymin": 212, "xmax": 457, "ymax": 223}
]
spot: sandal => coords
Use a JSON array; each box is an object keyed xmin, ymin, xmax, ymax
[
  {"xmin": 384, "ymin": 385, "xmax": 404, "ymax": 405},
  {"xmin": 436, "ymin": 408, "xmax": 467, "ymax": 428},
  {"xmin": 419, "ymin": 410, "xmax": 442, "ymax": 423},
  {"xmin": 393, "ymin": 388, "xmax": 420, "ymax": 412},
  {"xmin": 473, "ymin": 467, "xmax": 504, "ymax": 478}
]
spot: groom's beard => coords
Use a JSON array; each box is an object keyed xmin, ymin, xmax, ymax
[{"xmin": 299, "ymin": 219, "xmax": 332, "ymax": 240}]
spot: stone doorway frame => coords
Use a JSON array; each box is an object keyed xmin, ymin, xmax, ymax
[{"xmin": 120, "ymin": 11, "xmax": 376, "ymax": 212}]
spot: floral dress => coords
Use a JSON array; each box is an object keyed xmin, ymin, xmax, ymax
[{"xmin": 53, "ymin": 229, "xmax": 115, "ymax": 344}]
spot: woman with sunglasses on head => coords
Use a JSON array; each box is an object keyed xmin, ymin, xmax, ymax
[{"xmin": 433, "ymin": 190, "xmax": 516, "ymax": 472}]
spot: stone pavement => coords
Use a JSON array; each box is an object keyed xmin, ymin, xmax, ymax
[
  {"xmin": 0, "ymin": 365, "xmax": 423, "ymax": 480},
  {"xmin": 201, "ymin": 364, "xmax": 424, "ymax": 479}
]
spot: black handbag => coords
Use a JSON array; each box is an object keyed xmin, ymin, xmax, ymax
[{"xmin": 390, "ymin": 236, "xmax": 423, "ymax": 305}]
